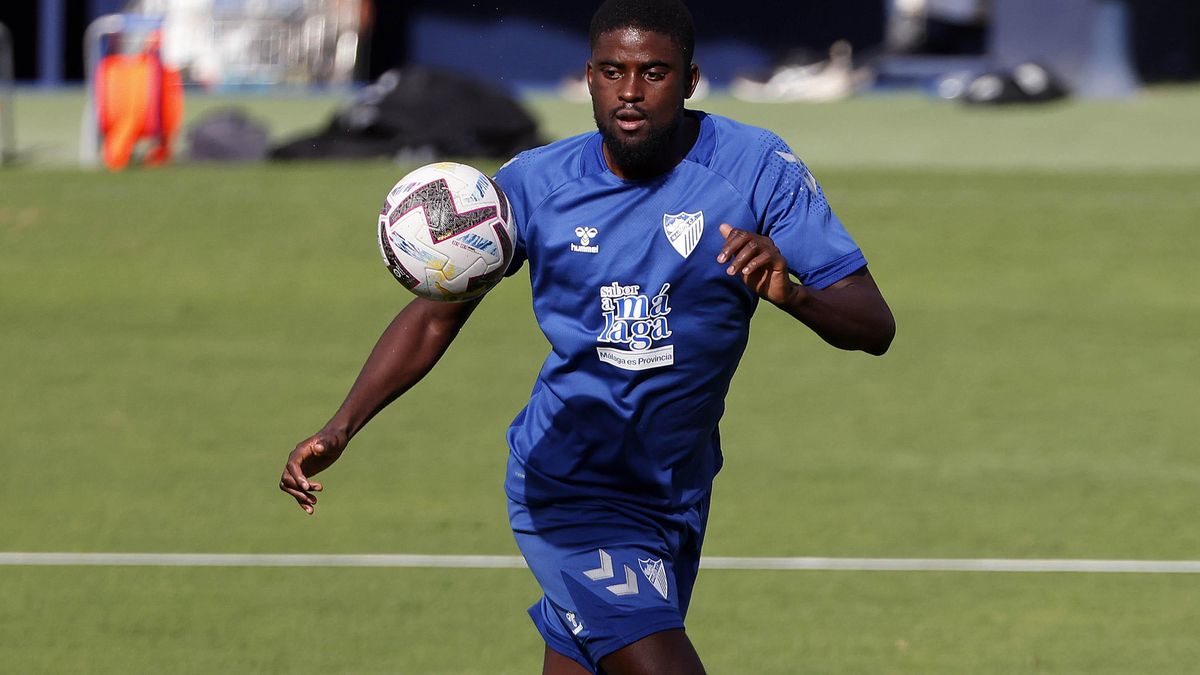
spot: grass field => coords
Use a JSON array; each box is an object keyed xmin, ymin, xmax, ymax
[{"xmin": 2, "ymin": 87, "xmax": 1199, "ymax": 673}]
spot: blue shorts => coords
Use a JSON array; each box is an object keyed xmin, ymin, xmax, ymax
[{"xmin": 509, "ymin": 494, "xmax": 711, "ymax": 673}]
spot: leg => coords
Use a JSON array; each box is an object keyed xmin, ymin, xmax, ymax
[
  {"xmin": 544, "ymin": 645, "xmax": 593, "ymax": 675},
  {"xmin": 598, "ymin": 628, "xmax": 705, "ymax": 675}
]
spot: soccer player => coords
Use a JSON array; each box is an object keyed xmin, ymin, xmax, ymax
[{"xmin": 279, "ymin": 0, "xmax": 895, "ymax": 672}]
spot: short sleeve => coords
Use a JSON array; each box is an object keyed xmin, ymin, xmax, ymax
[
  {"xmin": 757, "ymin": 139, "xmax": 866, "ymax": 289},
  {"xmin": 493, "ymin": 155, "xmax": 530, "ymax": 277}
]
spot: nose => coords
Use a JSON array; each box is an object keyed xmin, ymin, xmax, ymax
[{"xmin": 618, "ymin": 76, "xmax": 643, "ymax": 103}]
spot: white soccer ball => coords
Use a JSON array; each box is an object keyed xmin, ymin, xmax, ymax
[{"xmin": 377, "ymin": 162, "xmax": 515, "ymax": 302}]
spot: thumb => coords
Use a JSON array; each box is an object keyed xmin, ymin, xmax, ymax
[{"xmin": 719, "ymin": 223, "xmax": 733, "ymax": 238}]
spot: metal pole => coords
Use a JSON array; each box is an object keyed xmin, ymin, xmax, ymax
[
  {"xmin": 39, "ymin": 0, "xmax": 66, "ymax": 87},
  {"xmin": 1077, "ymin": 0, "xmax": 1140, "ymax": 99}
]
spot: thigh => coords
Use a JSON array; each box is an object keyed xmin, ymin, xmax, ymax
[
  {"xmin": 598, "ymin": 628, "xmax": 705, "ymax": 675},
  {"xmin": 543, "ymin": 645, "xmax": 593, "ymax": 675},
  {"xmin": 541, "ymin": 624, "xmax": 706, "ymax": 675}
]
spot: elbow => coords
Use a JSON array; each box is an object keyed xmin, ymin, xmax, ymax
[
  {"xmin": 864, "ymin": 339, "xmax": 892, "ymax": 357},
  {"xmin": 863, "ymin": 315, "xmax": 896, "ymax": 357}
]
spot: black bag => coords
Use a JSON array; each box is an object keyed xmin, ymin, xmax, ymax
[
  {"xmin": 961, "ymin": 62, "xmax": 1068, "ymax": 105},
  {"xmin": 270, "ymin": 66, "xmax": 543, "ymax": 160},
  {"xmin": 187, "ymin": 108, "xmax": 271, "ymax": 161}
]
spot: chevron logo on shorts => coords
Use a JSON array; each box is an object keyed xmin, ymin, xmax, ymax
[{"xmin": 583, "ymin": 549, "xmax": 640, "ymax": 597}]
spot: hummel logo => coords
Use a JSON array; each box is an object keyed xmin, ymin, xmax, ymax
[
  {"xmin": 583, "ymin": 549, "xmax": 639, "ymax": 597},
  {"xmin": 572, "ymin": 226, "xmax": 599, "ymax": 254},
  {"xmin": 565, "ymin": 611, "xmax": 584, "ymax": 636}
]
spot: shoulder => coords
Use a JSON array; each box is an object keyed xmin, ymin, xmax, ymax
[
  {"xmin": 494, "ymin": 131, "xmax": 598, "ymax": 209},
  {"xmin": 697, "ymin": 112, "xmax": 819, "ymax": 211},
  {"xmin": 702, "ymin": 113, "xmax": 810, "ymax": 184},
  {"xmin": 705, "ymin": 112, "xmax": 784, "ymax": 149}
]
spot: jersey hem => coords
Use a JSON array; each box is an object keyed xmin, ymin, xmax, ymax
[{"xmin": 504, "ymin": 481, "xmax": 714, "ymax": 513}]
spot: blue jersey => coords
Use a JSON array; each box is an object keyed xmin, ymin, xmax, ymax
[{"xmin": 494, "ymin": 111, "xmax": 866, "ymax": 510}]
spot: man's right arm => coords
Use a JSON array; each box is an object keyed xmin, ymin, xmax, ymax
[{"xmin": 279, "ymin": 297, "xmax": 481, "ymax": 514}]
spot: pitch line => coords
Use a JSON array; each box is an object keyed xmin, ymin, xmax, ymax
[{"xmin": 2, "ymin": 553, "xmax": 1200, "ymax": 574}]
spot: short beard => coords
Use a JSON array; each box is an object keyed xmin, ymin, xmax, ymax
[{"xmin": 595, "ymin": 107, "xmax": 683, "ymax": 177}]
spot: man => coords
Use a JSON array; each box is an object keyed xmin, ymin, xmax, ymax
[{"xmin": 279, "ymin": 1, "xmax": 895, "ymax": 673}]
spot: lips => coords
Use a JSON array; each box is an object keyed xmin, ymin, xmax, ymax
[{"xmin": 614, "ymin": 109, "xmax": 646, "ymax": 132}]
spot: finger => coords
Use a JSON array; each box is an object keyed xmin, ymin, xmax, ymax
[
  {"xmin": 279, "ymin": 477, "xmax": 315, "ymax": 500},
  {"xmin": 279, "ymin": 471, "xmax": 300, "ymax": 491},
  {"xmin": 279, "ymin": 482, "xmax": 317, "ymax": 506},
  {"xmin": 739, "ymin": 250, "xmax": 776, "ymax": 278},
  {"xmin": 285, "ymin": 460, "xmax": 311, "ymax": 492},
  {"xmin": 719, "ymin": 223, "xmax": 733, "ymax": 238},
  {"xmin": 716, "ymin": 228, "xmax": 748, "ymax": 264},
  {"xmin": 728, "ymin": 239, "xmax": 761, "ymax": 275},
  {"xmin": 710, "ymin": 230, "xmax": 748, "ymax": 265}
]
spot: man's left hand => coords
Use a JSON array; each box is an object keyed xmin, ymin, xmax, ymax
[{"xmin": 716, "ymin": 223, "xmax": 805, "ymax": 307}]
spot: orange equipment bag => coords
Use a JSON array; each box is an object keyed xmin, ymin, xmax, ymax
[{"xmin": 95, "ymin": 31, "xmax": 183, "ymax": 171}]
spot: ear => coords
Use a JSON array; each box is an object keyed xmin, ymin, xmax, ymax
[
  {"xmin": 685, "ymin": 63, "xmax": 700, "ymax": 99},
  {"xmin": 586, "ymin": 60, "xmax": 595, "ymax": 96}
]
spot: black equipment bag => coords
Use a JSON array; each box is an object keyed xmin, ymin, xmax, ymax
[
  {"xmin": 271, "ymin": 66, "xmax": 542, "ymax": 161},
  {"xmin": 187, "ymin": 108, "xmax": 271, "ymax": 161}
]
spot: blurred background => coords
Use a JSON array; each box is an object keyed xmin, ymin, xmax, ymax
[
  {"xmin": 1, "ymin": 0, "xmax": 1199, "ymax": 167},
  {"xmin": 2, "ymin": 2, "xmax": 1199, "ymax": 674},
  {"xmin": 2, "ymin": 0, "xmax": 1200, "ymax": 87}
]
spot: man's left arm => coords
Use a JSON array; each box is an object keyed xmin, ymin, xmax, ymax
[{"xmin": 717, "ymin": 223, "xmax": 895, "ymax": 356}]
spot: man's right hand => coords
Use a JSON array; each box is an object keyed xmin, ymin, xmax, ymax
[{"xmin": 279, "ymin": 430, "xmax": 347, "ymax": 515}]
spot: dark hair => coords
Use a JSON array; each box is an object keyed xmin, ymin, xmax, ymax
[{"xmin": 589, "ymin": 0, "xmax": 695, "ymax": 65}]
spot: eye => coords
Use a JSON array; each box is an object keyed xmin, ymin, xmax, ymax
[
  {"xmin": 645, "ymin": 71, "xmax": 667, "ymax": 82},
  {"xmin": 602, "ymin": 68, "xmax": 621, "ymax": 80}
]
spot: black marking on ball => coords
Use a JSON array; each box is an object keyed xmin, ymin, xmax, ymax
[
  {"xmin": 465, "ymin": 221, "xmax": 515, "ymax": 294},
  {"xmin": 393, "ymin": 178, "xmax": 498, "ymax": 244},
  {"xmin": 487, "ymin": 175, "xmax": 511, "ymax": 225},
  {"xmin": 379, "ymin": 218, "xmax": 421, "ymax": 290}
]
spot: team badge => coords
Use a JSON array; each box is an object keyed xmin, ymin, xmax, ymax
[
  {"xmin": 638, "ymin": 557, "xmax": 669, "ymax": 600},
  {"xmin": 662, "ymin": 210, "xmax": 704, "ymax": 259}
]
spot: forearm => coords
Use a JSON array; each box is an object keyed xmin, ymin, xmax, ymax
[
  {"xmin": 777, "ymin": 273, "xmax": 895, "ymax": 356},
  {"xmin": 323, "ymin": 298, "xmax": 480, "ymax": 439}
]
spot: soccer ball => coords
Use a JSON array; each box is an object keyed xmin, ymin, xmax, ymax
[{"xmin": 377, "ymin": 162, "xmax": 515, "ymax": 302}]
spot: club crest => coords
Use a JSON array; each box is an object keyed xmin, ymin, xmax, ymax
[
  {"xmin": 638, "ymin": 557, "xmax": 669, "ymax": 600},
  {"xmin": 662, "ymin": 210, "xmax": 704, "ymax": 259}
]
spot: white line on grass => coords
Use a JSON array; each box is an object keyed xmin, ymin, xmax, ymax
[{"xmin": 2, "ymin": 553, "xmax": 1200, "ymax": 573}]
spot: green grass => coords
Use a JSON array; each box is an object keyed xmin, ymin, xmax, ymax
[
  {"xmin": 4, "ymin": 567, "xmax": 1198, "ymax": 674},
  {"xmin": 2, "ymin": 90, "xmax": 1200, "ymax": 673}
]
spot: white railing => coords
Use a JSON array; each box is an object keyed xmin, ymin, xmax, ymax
[{"xmin": 123, "ymin": 0, "xmax": 363, "ymax": 87}]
